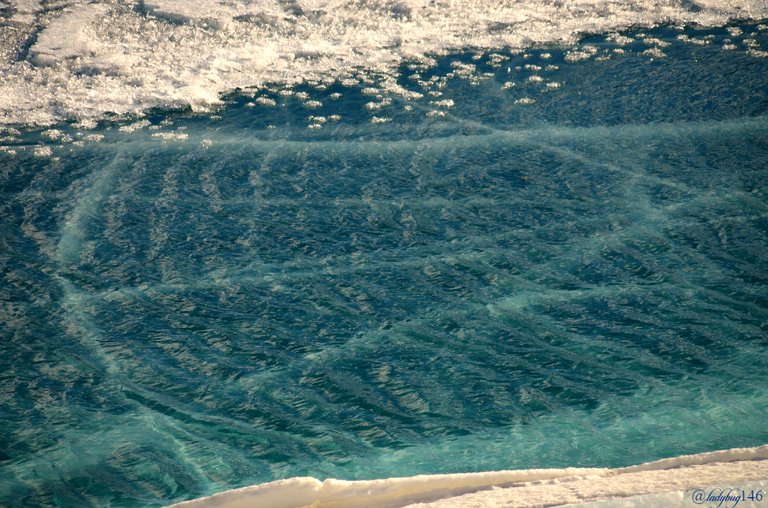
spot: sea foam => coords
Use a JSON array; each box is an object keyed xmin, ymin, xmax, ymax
[{"xmin": 1, "ymin": 0, "xmax": 768, "ymax": 126}]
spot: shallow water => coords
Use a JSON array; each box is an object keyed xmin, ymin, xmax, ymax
[{"xmin": 1, "ymin": 21, "xmax": 768, "ymax": 507}]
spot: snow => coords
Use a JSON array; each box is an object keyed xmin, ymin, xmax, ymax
[{"xmin": 1, "ymin": 0, "xmax": 767, "ymax": 126}]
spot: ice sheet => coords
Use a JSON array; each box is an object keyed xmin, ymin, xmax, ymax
[{"xmin": 1, "ymin": 0, "xmax": 767, "ymax": 125}]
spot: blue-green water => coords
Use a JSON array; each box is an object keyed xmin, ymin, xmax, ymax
[{"xmin": 2, "ymin": 23, "xmax": 768, "ymax": 507}]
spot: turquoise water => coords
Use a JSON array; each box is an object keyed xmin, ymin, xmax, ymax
[{"xmin": 1, "ymin": 22, "xmax": 768, "ymax": 507}]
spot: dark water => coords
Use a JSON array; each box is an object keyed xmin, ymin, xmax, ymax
[{"xmin": 1, "ymin": 22, "xmax": 768, "ymax": 507}]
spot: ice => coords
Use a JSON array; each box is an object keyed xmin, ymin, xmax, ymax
[
  {"xmin": 142, "ymin": 0, "xmax": 285, "ymax": 27},
  {"xmin": 7, "ymin": 0, "xmax": 43, "ymax": 23},
  {"xmin": 30, "ymin": 4, "xmax": 110, "ymax": 66},
  {"xmin": 1, "ymin": 0, "xmax": 767, "ymax": 126}
]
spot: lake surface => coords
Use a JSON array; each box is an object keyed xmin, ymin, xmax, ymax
[{"xmin": 1, "ymin": 18, "xmax": 768, "ymax": 507}]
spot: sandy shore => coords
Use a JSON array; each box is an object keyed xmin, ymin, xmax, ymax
[
  {"xmin": 170, "ymin": 445, "xmax": 768, "ymax": 508},
  {"xmin": 406, "ymin": 457, "xmax": 768, "ymax": 507}
]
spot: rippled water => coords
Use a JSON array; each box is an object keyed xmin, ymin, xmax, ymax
[{"xmin": 1, "ymin": 22, "xmax": 768, "ymax": 507}]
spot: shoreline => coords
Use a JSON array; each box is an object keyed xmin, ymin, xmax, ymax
[{"xmin": 169, "ymin": 445, "xmax": 768, "ymax": 508}]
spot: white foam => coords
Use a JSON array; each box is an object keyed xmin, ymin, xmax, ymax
[
  {"xmin": 1, "ymin": 0, "xmax": 767, "ymax": 126},
  {"xmin": 167, "ymin": 445, "xmax": 768, "ymax": 508}
]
